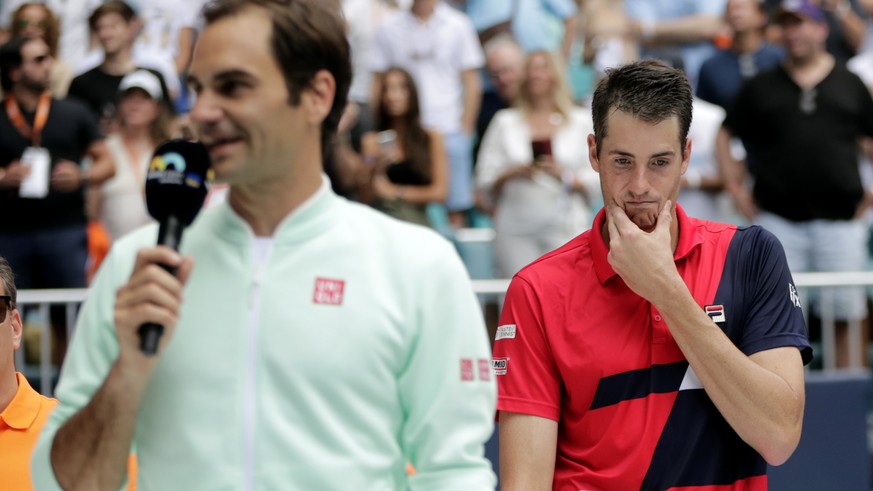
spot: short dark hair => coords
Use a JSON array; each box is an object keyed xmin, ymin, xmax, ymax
[
  {"xmin": 0, "ymin": 256, "xmax": 16, "ymax": 310},
  {"xmin": 88, "ymin": 0, "xmax": 136, "ymax": 32},
  {"xmin": 0, "ymin": 36, "xmax": 29, "ymax": 92},
  {"xmin": 591, "ymin": 59, "xmax": 693, "ymax": 157},
  {"xmin": 201, "ymin": 0, "xmax": 352, "ymax": 157}
]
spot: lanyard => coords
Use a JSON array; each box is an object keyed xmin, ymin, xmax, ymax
[{"xmin": 4, "ymin": 92, "xmax": 51, "ymax": 147}]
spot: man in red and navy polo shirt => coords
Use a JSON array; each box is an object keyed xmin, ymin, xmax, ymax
[{"xmin": 494, "ymin": 59, "xmax": 812, "ymax": 491}]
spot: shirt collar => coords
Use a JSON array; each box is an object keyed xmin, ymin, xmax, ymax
[
  {"xmin": 1, "ymin": 373, "xmax": 43, "ymax": 430},
  {"xmin": 590, "ymin": 203, "xmax": 703, "ymax": 285}
]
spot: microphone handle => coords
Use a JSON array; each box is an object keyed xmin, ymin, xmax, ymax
[{"xmin": 138, "ymin": 215, "xmax": 183, "ymax": 356}]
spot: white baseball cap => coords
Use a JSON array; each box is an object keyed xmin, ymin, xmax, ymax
[{"xmin": 118, "ymin": 70, "xmax": 163, "ymax": 100}]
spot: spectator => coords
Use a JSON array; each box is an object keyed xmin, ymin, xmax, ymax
[
  {"xmin": 718, "ymin": 0, "xmax": 873, "ymax": 367},
  {"xmin": 361, "ymin": 67, "xmax": 448, "ymax": 227},
  {"xmin": 0, "ymin": 36, "xmax": 114, "ymax": 361},
  {"xmin": 697, "ymin": 0, "xmax": 785, "ymax": 110},
  {"xmin": 31, "ymin": 1, "xmax": 496, "ymax": 489},
  {"xmin": 496, "ymin": 59, "xmax": 810, "ymax": 490},
  {"xmin": 474, "ymin": 34, "xmax": 524, "ymax": 170},
  {"xmin": 764, "ymin": 0, "xmax": 867, "ymax": 63},
  {"xmin": 625, "ymin": 0, "xmax": 729, "ymax": 89},
  {"xmin": 67, "ymin": 1, "xmax": 174, "ymax": 129},
  {"xmin": 575, "ymin": 0, "xmax": 638, "ymax": 83},
  {"xmin": 475, "ymin": 51, "xmax": 597, "ymax": 278},
  {"xmin": 7, "ymin": 3, "xmax": 73, "ymax": 96},
  {"xmin": 371, "ymin": 0, "xmax": 484, "ymax": 228},
  {"xmin": 341, "ymin": 0, "xmax": 401, "ymax": 147},
  {"xmin": 94, "ymin": 70, "xmax": 172, "ymax": 241},
  {"xmin": 0, "ymin": 255, "xmax": 58, "ymax": 491}
]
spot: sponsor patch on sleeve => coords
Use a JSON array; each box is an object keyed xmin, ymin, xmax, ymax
[
  {"xmin": 492, "ymin": 357, "xmax": 510, "ymax": 376},
  {"xmin": 461, "ymin": 359, "xmax": 474, "ymax": 381},
  {"xmin": 495, "ymin": 324, "xmax": 516, "ymax": 341}
]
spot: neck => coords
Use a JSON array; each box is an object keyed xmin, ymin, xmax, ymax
[
  {"xmin": 228, "ymin": 153, "xmax": 324, "ymax": 237},
  {"xmin": 528, "ymin": 96, "xmax": 555, "ymax": 113},
  {"xmin": 732, "ymin": 29, "xmax": 763, "ymax": 53},
  {"xmin": 11, "ymin": 86, "xmax": 44, "ymax": 112},
  {"xmin": 786, "ymin": 49, "xmax": 831, "ymax": 71},
  {"xmin": 411, "ymin": 1, "xmax": 436, "ymax": 20},
  {"xmin": 121, "ymin": 124, "xmax": 151, "ymax": 143},
  {"xmin": 101, "ymin": 49, "xmax": 135, "ymax": 75},
  {"xmin": 0, "ymin": 369, "xmax": 19, "ymax": 414}
]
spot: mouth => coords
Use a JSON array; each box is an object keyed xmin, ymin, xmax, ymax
[{"xmin": 202, "ymin": 136, "xmax": 243, "ymax": 159}]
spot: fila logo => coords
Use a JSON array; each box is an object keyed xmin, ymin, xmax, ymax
[
  {"xmin": 789, "ymin": 283, "xmax": 802, "ymax": 308},
  {"xmin": 313, "ymin": 278, "xmax": 345, "ymax": 305},
  {"xmin": 705, "ymin": 305, "xmax": 726, "ymax": 323}
]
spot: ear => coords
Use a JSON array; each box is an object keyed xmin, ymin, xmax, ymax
[
  {"xmin": 10, "ymin": 309, "xmax": 22, "ymax": 352},
  {"xmin": 681, "ymin": 137, "xmax": 692, "ymax": 175},
  {"xmin": 302, "ymin": 70, "xmax": 336, "ymax": 127},
  {"xmin": 588, "ymin": 134, "xmax": 601, "ymax": 173}
]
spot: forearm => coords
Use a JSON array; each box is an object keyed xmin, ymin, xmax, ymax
[
  {"xmin": 836, "ymin": 7, "xmax": 865, "ymax": 53},
  {"xmin": 52, "ymin": 362, "xmax": 145, "ymax": 491},
  {"xmin": 86, "ymin": 145, "xmax": 116, "ymax": 185},
  {"xmin": 654, "ymin": 281, "xmax": 804, "ymax": 465},
  {"xmin": 394, "ymin": 182, "xmax": 446, "ymax": 204},
  {"xmin": 461, "ymin": 71, "xmax": 482, "ymax": 135},
  {"xmin": 639, "ymin": 15, "xmax": 725, "ymax": 45},
  {"xmin": 716, "ymin": 127, "xmax": 745, "ymax": 195}
]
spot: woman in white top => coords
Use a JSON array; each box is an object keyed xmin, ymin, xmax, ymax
[
  {"xmin": 476, "ymin": 50, "xmax": 598, "ymax": 278},
  {"xmin": 96, "ymin": 70, "xmax": 173, "ymax": 241}
]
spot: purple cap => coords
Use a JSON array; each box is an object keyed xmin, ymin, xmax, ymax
[{"xmin": 775, "ymin": 0, "xmax": 826, "ymax": 23}]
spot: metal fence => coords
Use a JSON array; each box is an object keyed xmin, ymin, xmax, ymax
[{"xmin": 15, "ymin": 271, "xmax": 873, "ymax": 396}]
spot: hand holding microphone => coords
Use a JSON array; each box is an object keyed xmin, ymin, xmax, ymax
[{"xmin": 117, "ymin": 140, "xmax": 211, "ymax": 357}]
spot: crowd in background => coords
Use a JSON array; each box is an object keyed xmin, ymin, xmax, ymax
[{"xmin": 1, "ymin": 0, "xmax": 873, "ymax": 369}]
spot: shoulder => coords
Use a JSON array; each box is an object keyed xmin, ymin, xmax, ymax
[
  {"xmin": 341, "ymin": 200, "xmax": 458, "ymax": 263},
  {"xmin": 492, "ymin": 108, "xmax": 523, "ymax": 126},
  {"xmin": 51, "ymin": 97, "xmax": 96, "ymax": 120}
]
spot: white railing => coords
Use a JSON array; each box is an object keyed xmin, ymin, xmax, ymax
[{"xmin": 15, "ymin": 271, "xmax": 873, "ymax": 396}]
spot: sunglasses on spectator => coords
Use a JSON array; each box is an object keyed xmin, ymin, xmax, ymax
[{"xmin": 0, "ymin": 296, "xmax": 12, "ymax": 322}]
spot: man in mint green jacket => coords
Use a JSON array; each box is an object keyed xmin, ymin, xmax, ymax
[{"xmin": 31, "ymin": 1, "xmax": 497, "ymax": 489}]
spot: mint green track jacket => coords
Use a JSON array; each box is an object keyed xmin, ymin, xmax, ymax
[{"xmin": 32, "ymin": 181, "xmax": 497, "ymax": 490}]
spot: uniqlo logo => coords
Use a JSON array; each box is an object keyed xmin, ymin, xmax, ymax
[
  {"xmin": 478, "ymin": 359, "xmax": 491, "ymax": 381},
  {"xmin": 313, "ymin": 278, "xmax": 345, "ymax": 305},
  {"xmin": 461, "ymin": 359, "xmax": 474, "ymax": 381}
]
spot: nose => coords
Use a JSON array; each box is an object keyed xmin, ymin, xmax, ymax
[
  {"xmin": 627, "ymin": 165, "xmax": 650, "ymax": 196},
  {"xmin": 188, "ymin": 89, "xmax": 223, "ymax": 127}
]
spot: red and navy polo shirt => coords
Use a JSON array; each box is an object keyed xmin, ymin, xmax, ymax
[{"xmin": 494, "ymin": 205, "xmax": 812, "ymax": 491}]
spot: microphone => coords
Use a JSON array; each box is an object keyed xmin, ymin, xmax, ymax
[{"xmin": 139, "ymin": 139, "xmax": 211, "ymax": 356}]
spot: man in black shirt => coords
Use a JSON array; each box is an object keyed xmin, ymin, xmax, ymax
[
  {"xmin": 717, "ymin": 0, "xmax": 873, "ymax": 368},
  {"xmin": 67, "ymin": 1, "xmax": 172, "ymax": 128}
]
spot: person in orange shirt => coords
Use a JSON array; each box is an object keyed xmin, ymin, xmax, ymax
[{"xmin": 0, "ymin": 254, "xmax": 58, "ymax": 491}]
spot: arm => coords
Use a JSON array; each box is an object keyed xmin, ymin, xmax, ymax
[
  {"xmin": 631, "ymin": 15, "xmax": 727, "ymax": 46},
  {"xmin": 175, "ymin": 27, "xmax": 196, "ymax": 74},
  {"xmin": 498, "ymin": 412, "xmax": 558, "ymax": 491},
  {"xmin": 473, "ymin": 111, "xmax": 532, "ymax": 209},
  {"xmin": 85, "ymin": 140, "xmax": 115, "ymax": 185},
  {"xmin": 560, "ymin": 15, "xmax": 577, "ymax": 60},
  {"xmin": 605, "ymin": 203, "xmax": 806, "ymax": 465},
  {"xmin": 41, "ymin": 247, "xmax": 193, "ymax": 490},
  {"xmin": 715, "ymin": 125, "xmax": 756, "ymax": 220},
  {"xmin": 401, "ymin": 239, "xmax": 496, "ymax": 490},
  {"xmin": 824, "ymin": 0, "xmax": 866, "ymax": 53},
  {"xmin": 461, "ymin": 68, "xmax": 482, "ymax": 135}
]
